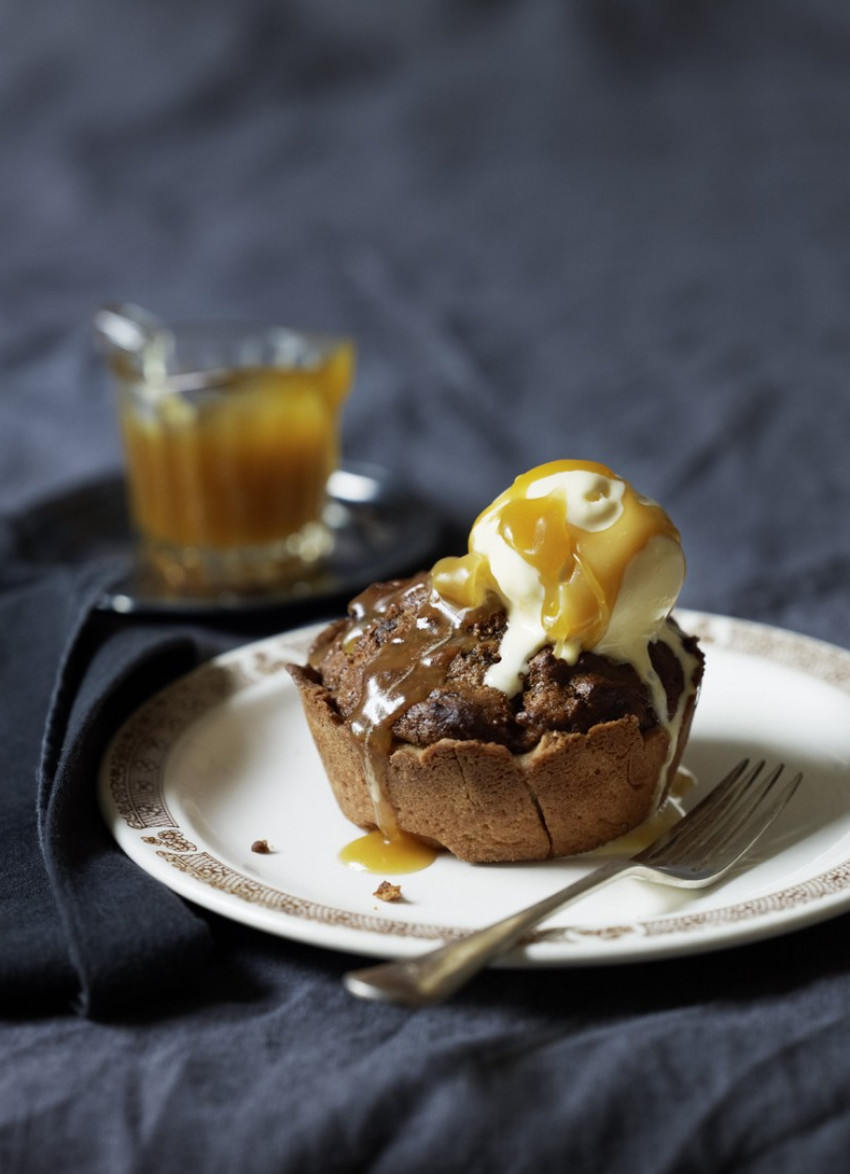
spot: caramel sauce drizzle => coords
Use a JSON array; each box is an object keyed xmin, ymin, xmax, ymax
[
  {"xmin": 433, "ymin": 459, "xmax": 680, "ymax": 662},
  {"xmin": 314, "ymin": 580, "xmax": 493, "ymax": 875}
]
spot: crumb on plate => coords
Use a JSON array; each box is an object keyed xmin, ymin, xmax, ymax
[{"xmin": 373, "ymin": 880, "xmax": 403, "ymax": 902}]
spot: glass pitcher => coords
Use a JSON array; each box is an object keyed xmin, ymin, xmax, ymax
[{"xmin": 94, "ymin": 304, "xmax": 355, "ymax": 595}]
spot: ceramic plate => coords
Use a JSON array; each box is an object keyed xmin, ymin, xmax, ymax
[{"xmin": 98, "ymin": 611, "xmax": 850, "ymax": 966}]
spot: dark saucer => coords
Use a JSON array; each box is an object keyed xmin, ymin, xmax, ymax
[{"xmin": 10, "ymin": 462, "xmax": 449, "ymax": 618}]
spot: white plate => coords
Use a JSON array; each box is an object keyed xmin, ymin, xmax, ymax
[{"xmin": 98, "ymin": 611, "xmax": 850, "ymax": 966}]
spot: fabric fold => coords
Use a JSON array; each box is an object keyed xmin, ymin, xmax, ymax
[{"xmin": 1, "ymin": 554, "xmax": 230, "ymax": 1018}]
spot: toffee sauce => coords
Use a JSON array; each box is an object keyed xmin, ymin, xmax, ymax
[{"xmin": 311, "ymin": 579, "xmax": 497, "ymax": 875}]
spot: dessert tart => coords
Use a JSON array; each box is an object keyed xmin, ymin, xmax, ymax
[{"xmin": 289, "ymin": 460, "xmax": 704, "ymax": 863}]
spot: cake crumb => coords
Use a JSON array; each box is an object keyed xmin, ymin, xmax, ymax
[
  {"xmin": 251, "ymin": 839, "xmax": 272, "ymax": 854},
  {"xmin": 373, "ymin": 880, "xmax": 403, "ymax": 902}
]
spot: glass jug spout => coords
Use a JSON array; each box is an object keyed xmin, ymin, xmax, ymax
[{"xmin": 93, "ymin": 302, "xmax": 163, "ymax": 357}]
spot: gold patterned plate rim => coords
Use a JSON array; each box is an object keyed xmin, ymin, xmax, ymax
[{"xmin": 97, "ymin": 611, "xmax": 850, "ymax": 967}]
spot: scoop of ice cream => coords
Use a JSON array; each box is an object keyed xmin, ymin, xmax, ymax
[{"xmin": 431, "ymin": 460, "xmax": 685, "ymax": 695}]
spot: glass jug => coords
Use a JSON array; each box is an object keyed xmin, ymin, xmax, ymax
[{"xmin": 95, "ymin": 304, "xmax": 354, "ymax": 595}]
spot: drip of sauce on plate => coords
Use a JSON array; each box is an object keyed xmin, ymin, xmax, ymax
[{"xmin": 339, "ymin": 829, "xmax": 438, "ymax": 874}]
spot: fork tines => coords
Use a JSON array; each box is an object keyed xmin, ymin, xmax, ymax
[{"xmin": 639, "ymin": 759, "xmax": 798, "ymax": 867}]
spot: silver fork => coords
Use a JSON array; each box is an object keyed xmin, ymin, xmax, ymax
[{"xmin": 344, "ymin": 759, "xmax": 803, "ymax": 1006}]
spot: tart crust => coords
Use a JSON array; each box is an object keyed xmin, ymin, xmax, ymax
[{"xmin": 289, "ymin": 664, "xmax": 698, "ymax": 863}]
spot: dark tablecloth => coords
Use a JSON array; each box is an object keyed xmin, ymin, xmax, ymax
[{"xmin": 4, "ymin": 1, "xmax": 850, "ymax": 1170}]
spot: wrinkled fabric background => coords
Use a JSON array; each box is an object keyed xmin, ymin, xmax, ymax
[{"xmin": 4, "ymin": 1, "xmax": 850, "ymax": 1170}]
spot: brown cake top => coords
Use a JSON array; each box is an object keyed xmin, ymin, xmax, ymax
[{"xmin": 309, "ymin": 573, "xmax": 698, "ymax": 755}]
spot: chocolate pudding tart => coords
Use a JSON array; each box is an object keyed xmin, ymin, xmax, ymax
[{"xmin": 289, "ymin": 460, "xmax": 704, "ymax": 864}]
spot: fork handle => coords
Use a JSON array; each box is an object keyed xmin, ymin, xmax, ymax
[{"xmin": 344, "ymin": 858, "xmax": 642, "ymax": 1006}]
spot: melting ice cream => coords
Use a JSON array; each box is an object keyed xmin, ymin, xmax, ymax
[{"xmin": 432, "ymin": 459, "xmax": 687, "ymax": 695}]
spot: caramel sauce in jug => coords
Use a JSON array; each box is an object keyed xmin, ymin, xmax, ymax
[{"xmin": 119, "ymin": 349, "xmax": 352, "ymax": 551}]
